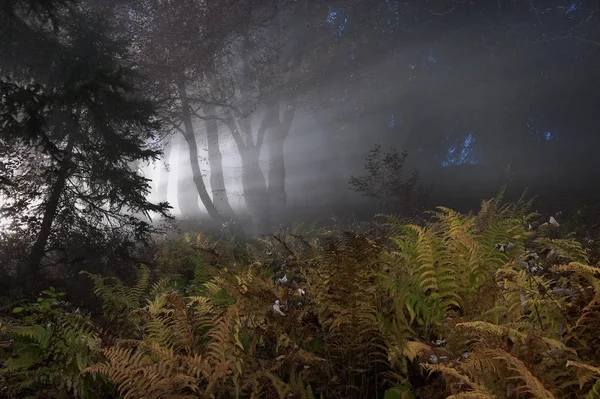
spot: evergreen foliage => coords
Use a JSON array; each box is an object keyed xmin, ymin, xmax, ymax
[{"xmin": 0, "ymin": 0, "xmax": 172, "ymax": 292}]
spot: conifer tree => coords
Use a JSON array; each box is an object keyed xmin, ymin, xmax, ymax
[{"xmin": 0, "ymin": 3, "xmax": 170, "ymax": 292}]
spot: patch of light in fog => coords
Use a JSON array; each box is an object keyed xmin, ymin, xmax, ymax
[
  {"xmin": 139, "ymin": 125, "xmax": 260, "ymax": 219},
  {"xmin": 440, "ymin": 133, "xmax": 481, "ymax": 168}
]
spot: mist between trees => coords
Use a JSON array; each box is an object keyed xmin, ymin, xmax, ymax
[{"xmin": 1, "ymin": 0, "xmax": 600, "ymax": 293}]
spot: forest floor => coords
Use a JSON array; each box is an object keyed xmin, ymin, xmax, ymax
[{"xmin": 1, "ymin": 192, "xmax": 600, "ymax": 399}]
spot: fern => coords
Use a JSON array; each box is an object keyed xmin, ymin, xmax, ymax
[
  {"xmin": 9, "ymin": 190, "xmax": 600, "ymax": 398},
  {"xmin": 406, "ymin": 224, "xmax": 460, "ymax": 330},
  {"xmin": 81, "ymin": 264, "xmax": 152, "ymax": 313},
  {"xmin": 483, "ymin": 348, "xmax": 556, "ymax": 399},
  {"xmin": 150, "ymin": 276, "xmax": 175, "ymax": 297},
  {"xmin": 81, "ymin": 265, "xmax": 170, "ymax": 339},
  {"xmin": 561, "ymin": 264, "xmax": 600, "ymax": 362},
  {"xmin": 252, "ymin": 370, "xmax": 317, "ymax": 399},
  {"xmin": 1, "ymin": 292, "xmax": 101, "ymax": 398},
  {"xmin": 535, "ymin": 238, "xmax": 589, "ymax": 264},
  {"xmin": 83, "ymin": 292, "xmax": 221, "ymax": 398}
]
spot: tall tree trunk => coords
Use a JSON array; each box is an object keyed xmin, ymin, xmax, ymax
[
  {"xmin": 267, "ymin": 125, "xmax": 286, "ymax": 218},
  {"xmin": 21, "ymin": 134, "xmax": 75, "ymax": 294},
  {"xmin": 240, "ymin": 147, "xmax": 269, "ymax": 234},
  {"xmin": 204, "ymin": 104, "xmax": 235, "ymax": 217},
  {"xmin": 177, "ymin": 80, "xmax": 222, "ymax": 221},
  {"xmin": 223, "ymin": 111, "xmax": 270, "ymax": 234},
  {"xmin": 266, "ymin": 102, "xmax": 295, "ymax": 221},
  {"xmin": 175, "ymin": 134, "xmax": 202, "ymax": 218}
]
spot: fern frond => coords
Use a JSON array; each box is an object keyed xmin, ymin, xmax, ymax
[
  {"xmin": 206, "ymin": 316, "xmax": 234, "ymax": 378},
  {"xmin": 410, "ymin": 224, "xmax": 461, "ymax": 310},
  {"xmin": 253, "ymin": 371, "xmax": 292, "ymax": 399},
  {"xmin": 481, "ymin": 348, "xmax": 556, "ymax": 399},
  {"xmin": 9, "ymin": 324, "xmax": 53, "ymax": 349},
  {"xmin": 402, "ymin": 340, "xmax": 431, "ymax": 361},
  {"xmin": 150, "ymin": 276, "xmax": 174, "ymax": 297},
  {"xmin": 422, "ymin": 363, "xmax": 489, "ymax": 395},
  {"xmin": 128, "ymin": 265, "xmax": 151, "ymax": 306},
  {"xmin": 567, "ymin": 360, "xmax": 600, "ymax": 390},
  {"xmin": 535, "ymin": 238, "xmax": 589, "ymax": 263},
  {"xmin": 558, "ymin": 262, "xmax": 600, "ymax": 278}
]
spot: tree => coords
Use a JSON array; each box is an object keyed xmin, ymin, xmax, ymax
[
  {"xmin": 104, "ymin": 0, "xmax": 275, "ymax": 223},
  {"xmin": 107, "ymin": 0, "xmax": 288, "ymax": 232},
  {"xmin": 349, "ymin": 145, "xmax": 428, "ymax": 215},
  {"xmin": 202, "ymin": 103, "xmax": 235, "ymax": 217},
  {"xmin": 0, "ymin": 7, "xmax": 170, "ymax": 292},
  {"xmin": 201, "ymin": 0, "xmax": 321, "ymax": 232}
]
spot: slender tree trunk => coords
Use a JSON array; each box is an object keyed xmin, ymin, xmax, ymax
[
  {"xmin": 240, "ymin": 147, "xmax": 269, "ymax": 234},
  {"xmin": 204, "ymin": 104, "xmax": 235, "ymax": 217},
  {"xmin": 223, "ymin": 111, "xmax": 270, "ymax": 234},
  {"xmin": 175, "ymin": 133, "xmax": 202, "ymax": 218},
  {"xmin": 177, "ymin": 80, "xmax": 222, "ymax": 221},
  {"xmin": 21, "ymin": 135, "xmax": 75, "ymax": 294},
  {"xmin": 267, "ymin": 125, "xmax": 287, "ymax": 217},
  {"xmin": 266, "ymin": 102, "xmax": 295, "ymax": 221}
]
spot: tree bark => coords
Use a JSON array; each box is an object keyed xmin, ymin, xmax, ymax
[
  {"xmin": 175, "ymin": 133, "xmax": 202, "ymax": 218},
  {"xmin": 177, "ymin": 80, "xmax": 222, "ymax": 221},
  {"xmin": 267, "ymin": 125, "xmax": 287, "ymax": 217},
  {"xmin": 266, "ymin": 102, "xmax": 295, "ymax": 220},
  {"xmin": 22, "ymin": 134, "xmax": 75, "ymax": 294},
  {"xmin": 204, "ymin": 104, "xmax": 235, "ymax": 217},
  {"xmin": 240, "ymin": 147, "xmax": 269, "ymax": 234},
  {"xmin": 223, "ymin": 110, "xmax": 271, "ymax": 234}
]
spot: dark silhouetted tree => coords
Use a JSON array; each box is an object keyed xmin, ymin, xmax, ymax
[
  {"xmin": 0, "ymin": 7, "xmax": 170, "ymax": 292},
  {"xmin": 349, "ymin": 145, "xmax": 428, "ymax": 215}
]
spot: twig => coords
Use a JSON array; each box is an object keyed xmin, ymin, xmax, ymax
[{"xmin": 430, "ymin": 6, "xmax": 455, "ymax": 16}]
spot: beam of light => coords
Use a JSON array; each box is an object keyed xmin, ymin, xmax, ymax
[{"xmin": 138, "ymin": 123, "xmax": 261, "ymax": 220}]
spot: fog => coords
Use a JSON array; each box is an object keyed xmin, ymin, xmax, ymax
[
  {"xmin": 4, "ymin": 0, "xmax": 600, "ymax": 235},
  {"xmin": 123, "ymin": 0, "xmax": 600, "ymax": 234}
]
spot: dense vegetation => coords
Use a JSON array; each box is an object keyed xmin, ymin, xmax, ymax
[
  {"xmin": 1, "ymin": 191, "xmax": 600, "ymax": 398},
  {"xmin": 2, "ymin": 0, "xmax": 600, "ymax": 397}
]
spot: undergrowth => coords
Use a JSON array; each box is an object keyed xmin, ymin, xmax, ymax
[{"xmin": 1, "ymin": 191, "xmax": 599, "ymax": 398}]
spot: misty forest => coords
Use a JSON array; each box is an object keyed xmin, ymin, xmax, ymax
[{"xmin": 2, "ymin": 0, "xmax": 600, "ymax": 398}]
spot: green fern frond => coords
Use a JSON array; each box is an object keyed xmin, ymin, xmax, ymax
[
  {"xmin": 80, "ymin": 264, "xmax": 153, "ymax": 313},
  {"xmin": 9, "ymin": 324, "xmax": 53, "ymax": 350},
  {"xmin": 536, "ymin": 238, "xmax": 589, "ymax": 263},
  {"xmin": 586, "ymin": 380, "xmax": 600, "ymax": 399},
  {"xmin": 150, "ymin": 276, "xmax": 175, "ymax": 297},
  {"xmin": 128, "ymin": 265, "xmax": 151, "ymax": 306}
]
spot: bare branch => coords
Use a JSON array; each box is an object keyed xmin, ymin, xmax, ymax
[
  {"xmin": 161, "ymin": 116, "xmax": 186, "ymax": 135},
  {"xmin": 536, "ymin": 35, "xmax": 600, "ymax": 48},
  {"xmin": 430, "ymin": 5, "xmax": 455, "ymax": 16}
]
